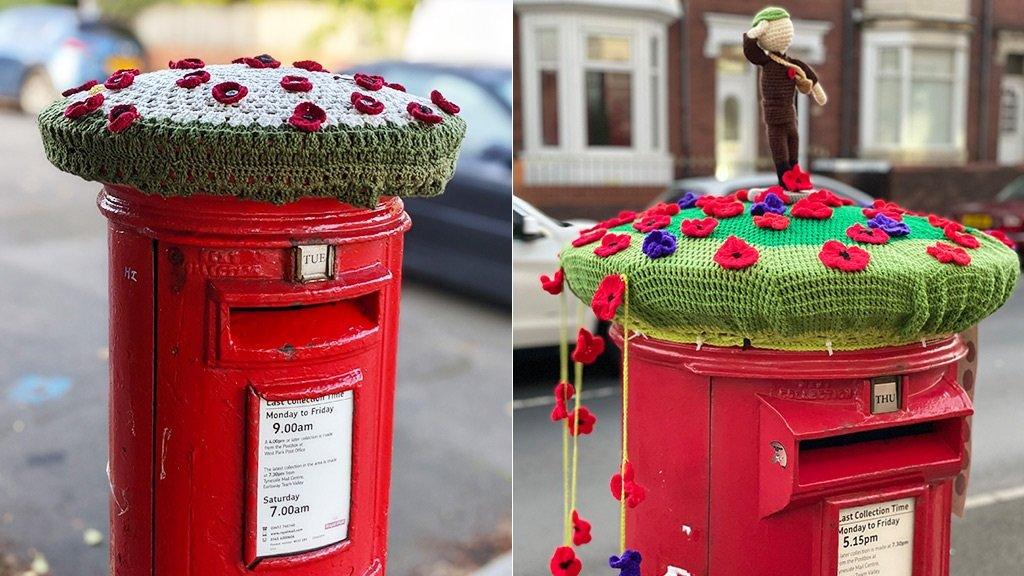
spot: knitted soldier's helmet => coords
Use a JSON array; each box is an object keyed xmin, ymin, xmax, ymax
[
  {"xmin": 751, "ymin": 6, "xmax": 794, "ymax": 54},
  {"xmin": 37, "ymin": 57, "xmax": 467, "ymax": 207},
  {"xmin": 560, "ymin": 188, "xmax": 1020, "ymax": 352}
]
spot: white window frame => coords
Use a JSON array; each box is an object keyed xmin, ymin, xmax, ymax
[{"xmin": 860, "ymin": 29, "xmax": 969, "ymax": 157}]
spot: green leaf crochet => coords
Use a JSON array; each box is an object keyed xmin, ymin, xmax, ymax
[
  {"xmin": 37, "ymin": 62, "xmax": 466, "ymax": 206},
  {"xmin": 560, "ymin": 193, "xmax": 1020, "ymax": 352}
]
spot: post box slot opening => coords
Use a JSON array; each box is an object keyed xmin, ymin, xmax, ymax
[
  {"xmin": 228, "ymin": 293, "xmax": 379, "ymax": 356},
  {"xmin": 797, "ymin": 418, "xmax": 962, "ymax": 488}
]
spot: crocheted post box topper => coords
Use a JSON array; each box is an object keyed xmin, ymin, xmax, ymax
[
  {"xmin": 559, "ymin": 190, "xmax": 1020, "ymax": 352},
  {"xmin": 37, "ymin": 59, "xmax": 467, "ymax": 206}
]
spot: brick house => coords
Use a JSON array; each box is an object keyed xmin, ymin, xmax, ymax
[{"xmin": 514, "ymin": 0, "xmax": 1024, "ymax": 218}]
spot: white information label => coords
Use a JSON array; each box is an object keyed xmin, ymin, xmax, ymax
[
  {"xmin": 256, "ymin": 390, "xmax": 354, "ymax": 558},
  {"xmin": 837, "ymin": 497, "xmax": 915, "ymax": 576}
]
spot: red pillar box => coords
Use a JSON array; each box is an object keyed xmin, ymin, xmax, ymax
[
  {"xmin": 555, "ymin": 191, "xmax": 1019, "ymax": 576},
  {"xmin": 38, "ymin": 58, "xmax": 465, "ymax": 575}
]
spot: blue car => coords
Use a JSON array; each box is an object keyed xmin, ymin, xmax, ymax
[{"xmin": 0, "ymin": 5, "xmax": 145, "ymax": 114}]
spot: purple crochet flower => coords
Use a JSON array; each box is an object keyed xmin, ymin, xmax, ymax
[
  {"xmin": 609, "ymin": 549, "xmax": 642, "ymax": 576},
  {"xmin": 750, "ymin": 192, "xmax": 786, "ymax": 216},
  {"xmin": 867, "ymin": 214, "xmax": 910, "ymax": 237},
  {"xmin": 642, "ymin": 230, "xmax": 677, "ymax": 259},
  {"xmin": 676, "ymin": 191, "xmax": 698, "ymax": 210}
]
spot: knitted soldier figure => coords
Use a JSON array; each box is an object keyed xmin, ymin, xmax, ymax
[{"xmin": 743, "ymin": 6, "xmax": 827, "ymax": 190}]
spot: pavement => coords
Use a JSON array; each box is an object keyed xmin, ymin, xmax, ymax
[
  {"xmin": 0, "ymin": 111, "xmax": 511, "ymax": 575},
  {"xmin": 513, "ymin": 284, "xmax": 1024, "ymax": 575}
]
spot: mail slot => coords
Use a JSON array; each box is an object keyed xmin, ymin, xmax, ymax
[{"xmin": 609, "ymin": 328, "xmax": 972, "ymax": 576}]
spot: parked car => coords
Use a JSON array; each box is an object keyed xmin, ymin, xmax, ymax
[
  {"xmin": 658, "ymin": 173, "xmax": 876, "ymax": 206},
  {"xmin": 949, "ymin": 175, "xmax": 1024, "ymax": 253},
  {"xmin": 341, "ymin": 61, "xmax": 512, "ymax": 304},
  {"xmin": 513, "ymin": 196, "xmax": 599, "ymax": 350},
  {"xmin": 0, "ymin": 5, "xmax": 145, "ymax": 114}
]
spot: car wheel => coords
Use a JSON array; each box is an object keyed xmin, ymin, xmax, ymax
[{"xmin": 19, "ymin": 68, "xmax": 58, "ymax": 116}]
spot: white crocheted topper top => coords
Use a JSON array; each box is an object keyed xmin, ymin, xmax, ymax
[{"xmin": 60, "ymin": 57, "xmax": 460, "ymax": 132}]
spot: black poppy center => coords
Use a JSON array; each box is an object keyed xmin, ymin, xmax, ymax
[
  {"xmin": 418, "ymin": 105, "xmax": 431, "ymax": 114},
  {"xmin": 303, "ymin": 112, "xmax": 316, "ymax": 120},
  {"xmin": 256, "ymin": 54, "xmax": 275, "ymax": 63},
  {"xmin": 731, "ymin": 251, "xmax": 742, "ymax": 259},
  {"xmin": 840, "ymin": 251, "xmax": 851, "ymax": 260}
]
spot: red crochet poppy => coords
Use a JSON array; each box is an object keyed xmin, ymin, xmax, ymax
[
  {"xmin": 702, "ymin": 197, "xmax": 744, "ymax": 218},
  {"xmin": 927, "ymin": 242, "xmax": 971, "ymax": 266},
  {"xmin": 572, "ymin": 227, "xmax": 606, "ymax": 247},
  {"xmin": 430, "ymin": 90, "xmax": 460, "ymax": 114},
  {"xmin": 598, "ymin": 210, "xmax": 637, "ymax": 229},
  {"xmin": 567, "ymin": 406, "xmax": 597, "ymax": 436},
  {"xmin": 594, "ymin": 233, "xmax": 631, "ymax": 257},
  {"xmin": 610, "ymin": 461, "xmax": 646, "ymax": 508},
  {"xmin": 61, "ymin": 79, "xmax": 98, "ymax": 97},
  {"xmin": 863, "ymin": 199, "xmax": 906, "ymax": 220},
  {"xmin": 280, "ymin": 75, "xmax": 313, "ymax": 92},
  {"xmin": 572, "ymin": 329, "xmax": 605, "ymax": 365},
  {"xmin": 754, "ymin": 186, "xmax": 790, "ymax": 204},
  {"xmin": 351, "ymin": 92, "xmax": 384, "ymax": 115},
  {"xmin": 386, "ymin": 82, "xmax": 406, "ymax": 91},
  {"xmin": 807, "ymin": 189, "xmax": 853, "ymax": 207},
  {"xmin": 819, "ymin": 240, "xmax": 870, "ymax": 272},
  {"xmin": 782, "ymin": 164, "xmax": 812, "ymax": 191},
  {"xmin": 753, "ymin": 213, "xmax": 790, "ymax": 230},
  {"xmin": 944, "ymin": 224, "xmax": 981, "ymax": 249},
  {"xmin": 572, "ymin": 510, "xmax": 592, "ymax": 546},
  {"xmin": 633, "ymin": 213, "xmax": 671, "ymax": 232},
  {"xmin": 591, "ymin": 274, "xmax": 625, "ymax": 321},
  {"xmin": 104, "ymin": 69, "xmax": 136, "ymax": 90},
  {"xmin": 550, "ymin": 546, "xmax": 582, "ymax": 576},
  {"xmin": 550, "ymin": 381, "xmax": 575, "ymax": 421},
  {"xmin": 63, "ymin": 93, "xmax": 104, "ymax": 119},
  {"xmin": 289, "ymin": 102, "xmax": 327, "ymax": 132},
  {"xmin": 714, "ymin": 236, "xmax": 759, "ymax": 270},
  {"xmin": 292, "ymin": 60, "xmax": 325, "ymax": 72},
  {"xmin": 407, "ymin": 102, "xmax": 444, "ymax": 124},
  {"xmin": 168, "ymin": 58, "xmax": 204, "ymax": 69},
  {"xmin": 986, "ymin": 229, "xmax": 1016, "ymax": 249},
  {"xmin": 929, "ymin": 214, "xmax": 961, "ymax": 231},
  {"xmin": 212, "ymin": 81, "xmax": 248, "ymax": 104},
  {"xmin": 791, "ymin": 199, "xmax": 833, "ymax": 219},
  {"xmin": 354, "ymin": 73, "xmax": 385, "ymax": 91},
  {"xmin": 540, "ymin": 269, "xmax": 564, "ymax": 295},
  {"xmin": 107, "ymin": 104, "xmax": 140, "ymax": 134},
  {"xmin": 175, "ymin": 70, "xmax": 211, "ymax": 89},
  {"xmin": 648, "ymin": 202, "xmax": 681, "ymax": 216},
  {"xmin": 233, "ymin": 54, "xmax": 280, "ymax": 68},
  {"xmin": 735, "ymin": 188, "xmax": 750, "ymax": 201},
  {"xmin": 680, "ymin": 217, "xmax": 718, "ymax": 238},
  {"xmin": 846, "ymin": 223, "xmax": 889, "ymax": 244}
]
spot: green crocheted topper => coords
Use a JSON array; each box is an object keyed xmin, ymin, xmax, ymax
[
  {"xmin": 560, "ymin": 189, "xmax": 1020, "ymax": 351},
  {"xmin": 752, "ymin": 6, "xmax": 791, "ymax": 26},
  {"xmin": 37, "ymin": 57, "xmax": 466, "ymax": 206}
]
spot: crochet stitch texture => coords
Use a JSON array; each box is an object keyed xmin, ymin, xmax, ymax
[
  {"xmin": 561, "ymin": 197, "xmax": 1020, "ymax": 351},
  {"xmin": 38, "ymin": 64, "xmax": 466, "ymax": 206}
]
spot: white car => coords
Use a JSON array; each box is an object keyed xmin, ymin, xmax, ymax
[{"xmin": 512, "ymin": 196, "xmax": 599, "ymax": 349}]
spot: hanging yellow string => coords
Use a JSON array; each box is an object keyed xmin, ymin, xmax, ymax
[
  {"xmin": 619, "ymin": 274, "xmax": 630, "ymax": 553},
  {"xmin": 559, "ymin": 290, "xmax": 571, "ymax": 546},
  {"xmin": 569, "ymin": 302, "xmax": 585, "ymax": 529}
]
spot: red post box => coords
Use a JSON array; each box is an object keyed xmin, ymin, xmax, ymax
[
  {"xmin": 37, "ymin": 59, "xmax": 466, "ymax": 575},
  {"xmin": 610, "ymin": 328, "xmax": 972, "ymax": 576}
]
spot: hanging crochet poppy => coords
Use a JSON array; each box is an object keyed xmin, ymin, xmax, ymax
[
  {"xmin": 633, "ymin": 213, "xmax": 671, "ymax": 232},
  {"xmin": 595, "ymin": 233, "xmax": 631, "ymax": 257},
  {"xmin": 550, "ymin": 381, "xmax": 575, "ymax": 421},
  {"xmin": 540, "ymin": 269, "xmax": 565, "ymax": 295},
  {"xmin": 714, "ymin": 236, "xmax": 759, "ymax": 270},
  {"xmin": 572, "ymin": 329, "xmax": 605, "ymax": 364},
  {"xmin": 107, "ymin": 104, "xmax": 140, "ymax": 134},
  {"xmin": 943, "ymin": 224, "xmax": 980, "ymax": 249},
  {"xmin": 566, "ymin": 406, "xmax": 597, "ymax": 436},
  {"xmin": 571, "ymin": 510, "xmax": 592, "ymax": 546},
  {"xmin": 610, "ymin": 461, "xmax": 646, "ymax": 508},
  {"xmin": 591, "ymin": 275, "xmax": 625, "ymax": 321},
  {"xmin": 782, "ymin": 164, "xmax": 812, "ymax": 191},
  {"xmin": 846, "ymin": 223, "xmax": 889, "ymax": 245},
  {"xmin": 680, "ymin": 217, "xmax": 718, "ymax": 238},
  {"xmin": 753, "ymin": 213, "xmax": 789, "ymax": 230},
  {"xmin": 212, "ymin": 81, "xmax": 248, "ymax": 104},
  {"xmin": 609, "ymin": 549, "xmax": 643, "ymax": 576},
  {"xmin": 351, "ymin": 92, "xmax": 385, "ymax": 115},
  {"xmin": 791, "ymin": 198, "xmax": 832, "ymax": 219},
  {"xmin": 176, "ymin": 70, "xmax": 211, "ymax": 89},
  {"xmin": 407, "ymin": 102, "xmax": 444, "ymax": 124},
  {"xmin": 293, "ymin": 60, "xmax": 325, "ymax": 72},
  {"xmin": 62, "ymin": 80, "xmax": 98, "ymax": 97},
  {"xmin": 64, "ymin": 93, "xmax": 104, "ymax": 119},
  {"xmin": 354, "ymin": 73, "xmax": 385, "ymax": 91},
  {"xmin": 289, "ymin": 102, "xmax": 327, "ymax": 132},
  {"xmin": 819, "ymin": 240, "xmax": 870, "ymax": 272},
  {"xmin": 572, "ymin": 227, "xmax": 606, "ymax": 247},
  {"xmin": 168, "ymin": 57, "xmax": 204, "ymax": 69},
  {"xmin": 927, "ymin": 242, "xmax": 972, "ymax": 266},
  {"xmin": 550, "ymin": 546, "xmax": 582, "ymax": 576},
  {"xmin": 642, "ymin": 230, "xmax": 677, "ymax": 259},
  {"xmin": 430, "ymin": 90, "xmax": 460, "ymax": 114},
  {"xmin": 280, "ymin": 75, "xmax": 313, "ymax": 92}
]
